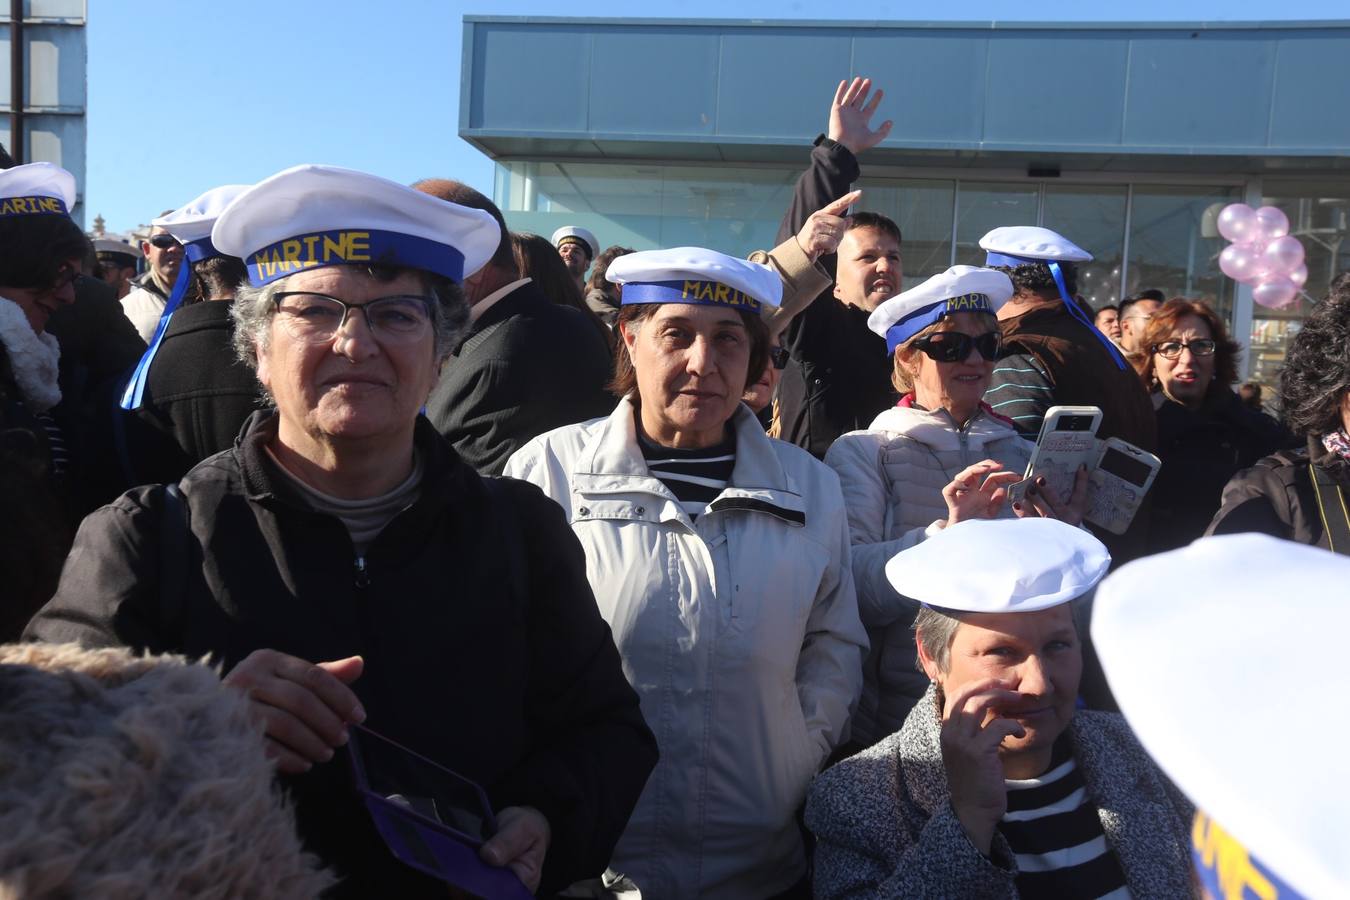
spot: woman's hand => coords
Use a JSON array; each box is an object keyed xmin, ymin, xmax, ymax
[
  {"xmin": 943, "ymin": 460, "xmax": 1021, "ymax": 527},
  {"xmin": 222, "ymin": 649, "xmax": 366, "ymax": 774},
  {"xmin": 939, "ymin": 677, "xmax": 1025, "ymax": 856},
  {"xmin": 1012, "ymin": 465, "xmax": 1090, "ymax": 526},
  {"xmin": 795, "ymin": 190, "xmax": 863, "ymax": 262},
  {"xmin": 480, "ymin": 806, "xmax": 551, "ymax": 894}
]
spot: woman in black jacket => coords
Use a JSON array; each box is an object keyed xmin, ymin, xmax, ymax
[
  {"xmin": 1209, "ymin": 275, "xmax": 1350, "ymax": 551},
  {"xmin": 1133, "ymin": 298, "xmax": 1292, "ymax": 554}
]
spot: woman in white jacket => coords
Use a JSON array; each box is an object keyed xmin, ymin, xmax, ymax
[
  {"xmin": 505, "ymin": 248, "xmax": 867, "ymax": 900},
  {"xmin": 824, "ymin": 266, "xmax": 1086, "ymax": 748}
]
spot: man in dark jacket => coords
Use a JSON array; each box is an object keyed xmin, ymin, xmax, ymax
[
  {"xmin": 773, "ymin": 77, "xmax": 899, "ymax": 458},
  {"xmin": 415, "ymin": 180, "xmax": 614, "ymax": 475}
]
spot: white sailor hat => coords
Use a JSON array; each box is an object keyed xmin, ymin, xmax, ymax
[
  {"xmin": 606, "ymin": 247, "xmax": 783, "ymax": 313},
  {"xmin": 0, "ymin": 161, "xmax": 76, "ymax": 218},
  {"xmin": 979, "ymin": 226, "xmax": 1093, "ymax": 268},
  {"xmin": 1092, "ymin": 534, "xmax": 1350, "ymax": 900},
  {"xmin": 867, "ymin": 265, "xmax": 1013, "ymax": 354},
  {"xmin": 212, "ymin": 164, "xmax": 500, "ymax": 287},
  {"xmin": 552, "ymin": 225, "xmax": 599, "ymax": 259},
  {"xmin": 884, "ymin": 518, "xmax": 1110, "ymax": 613},
  {"xmin": 153, "ymin": 184, "xmax": 251, "ymax": 263},
  {"xmin": 94, "ymin": 238, "xmax": 143, "ymax": 263}
]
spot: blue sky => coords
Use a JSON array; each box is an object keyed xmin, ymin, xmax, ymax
[{"xmin": 87, "ymin": 0, "xmax": 1346, "ymax": 233}]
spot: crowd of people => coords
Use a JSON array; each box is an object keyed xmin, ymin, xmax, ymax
[{"xmin": 1, "ymin": 76, "xmax": 1346, "ymax": 898}]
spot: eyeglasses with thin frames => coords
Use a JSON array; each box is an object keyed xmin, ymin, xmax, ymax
[
  {"xmin": 273, "ymin": 291, "xmax": 435, "ymax": 344},
  {"xmin": 1153, "ymin": 339, "xmax": 1216, "ymax": 360}
]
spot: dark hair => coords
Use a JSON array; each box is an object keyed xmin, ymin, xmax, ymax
[
  {"xmin": 1135, "ymin": 298, "xmax": 1240, "ymax": 389},
  {"xmin": 183, "ymin": 255, "xmax": 249, "ymax": 304},
  {"xmin": 0, "ymin": 215, "xmax": 92, "ymax": 289},
  {"xmin": 510, "ymin": 232, "xmax": 612, "ymax": 347},
  {"xmin": 410, "ymin": 178, "xmax": 514, "ymax": 272},
  {"xmin": 1120, "ymin": 289, "xmax": 1166, "ymax": 318},
  {"xmin": 1279, "ymin": 274, "xmax": 1350, "ymax": 437},
  {"xmin": 1095, "ymin": 303, "xmax": 1119, "ymax": 316},
  {"xmin": 845, "ymin": 211, "xmax": 902, "ymax": 245},
  {"xmin": 610, "ymin": 302, "xmax": 769, "ymax": 401},
  {"xmin": 586, "ymin": 245, "xmax": 636, "ymax": 295},
  {"xmin": 991, "ymin": 261, "xmax": 1078, "ymax": 301}
]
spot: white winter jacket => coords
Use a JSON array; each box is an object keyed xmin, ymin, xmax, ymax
[
  {"xmin": 505, "ymin": 398, "xmax": 867, "ymax": 900},
  {"xmin": 823, "ymin": 401, "xmax": 1032, "ymax": 746}
]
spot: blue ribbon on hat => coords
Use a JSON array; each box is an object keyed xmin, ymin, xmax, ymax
[
  {"xmin": 621, "ymin": 279, "xmax": 762, "ymax": 313},
  {"xmin": 246, "ymin": 229, "xmax": 466, "ymax": 287},
  {"xmin": 884, "ymin": 293, "xmax": 994, "ymax": 354},
  {"xmin": 0, "ymin": 195, "xmax": 69, "ymax": 217},
  {"xmin": 184, "ymin": 235, "xmax": 219, "ymax": 263},
  {"xmin": 986, "ymin": 251, "xmax": 1126, "ymax": 370},
  {"xmin": 119, "ymin": 260, "xmax": 191, "ymax": 410},
  {"xmin": 1191, "ymin": 811, "xmax": 1304, "ymax": 900}
]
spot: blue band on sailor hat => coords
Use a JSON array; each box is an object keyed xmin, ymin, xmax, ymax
[
  {"xmin": 884, "ymin": 292, "xmax": 995, "ymax": 355},
  {"xmin": 245, "ymin": 228, "xmax": 467, "ymax": 287},
  {"xmin": 620, "ymin": 278, "xmax": 764, "ymax": 313}
]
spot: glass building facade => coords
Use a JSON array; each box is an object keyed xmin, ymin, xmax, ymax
[{"xmin": 495, "ymin": 159, "xmax": 1350, "ymax": 401}]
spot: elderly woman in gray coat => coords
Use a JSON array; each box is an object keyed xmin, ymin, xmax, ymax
[{"xmin": 805, "ymin": 518, "xmax": 1196, "ymax": 899}]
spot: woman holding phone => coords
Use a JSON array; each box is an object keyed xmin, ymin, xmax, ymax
[{"xmin": 824, "ymin": 266, "xmax": 1087, "ymax": 749}]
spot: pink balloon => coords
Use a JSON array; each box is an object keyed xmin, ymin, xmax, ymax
[
  {"xmin": 1219, "ymin": 243, "xmax": 1265, "ymax": 283},
  {"xmin": 1262, "ymin": 235, "xmax": 1306, "ymax": 276},
  {"xmin": 1252, "ymin": 276, "xmax": 1299, "ymax": 309},
  {"xmin": 1254, "ymin": 206, "xmax": 1291, "ymax": 241},
  {"xmin": 1290, "ymin": 264, "xmax": 1309, "ymax": 288},
  {"xmin": 1217, "ymin": 204, "xmax": 1257, "ymax": 243}
]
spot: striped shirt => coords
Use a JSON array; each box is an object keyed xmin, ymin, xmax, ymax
[
  {"xmin": 999, "ymin": 739, "xmax": 1131, "ymax": 899},
  {"xmin": 986, "ymin": 351, "xmax": 1054, "ymax": 438},
  {"xmin": 639, "ymin": 433, "xmax": 735, "ymax": 519}
]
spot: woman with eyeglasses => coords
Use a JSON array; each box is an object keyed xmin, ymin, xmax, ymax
[
  {"xmin": 1133, "ymin": 297, "xmax": 1292, "ymax": 553},
  {"xmin": 28, "ymin": 165, "xmax": 658, "ymax": 897},
  {"xmin": 823, "ymin": 266, "xmax": 1088, "ymax": 750}
]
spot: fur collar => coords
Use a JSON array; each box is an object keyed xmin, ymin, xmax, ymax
[{"xmin": 0, "ymin": 296, "xmax": 61, "ymax": 412}]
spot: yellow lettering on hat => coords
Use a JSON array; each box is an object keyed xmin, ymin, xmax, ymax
[
  {"xmin": 682, "ymin": 280, "xmax": 697, "ymax": 299},
  {"xmin": 283, "ymin": 240, "xmax": 303, "ymax": 268},
  {"xmin": 346, "ymin": 232, "xmax": 370, "ymax": 261},
  {"xmin": 714, "ymin": 283, "xmax": 729, "ymax": 304},
  {"xmin": 1191, "ymin": 813, "xmax": 1276, "ymax": 900},
  {"xmin": 303, "ymin": 235, "xmax": 321, "ymax": 260},
  {"xmin": 698, "ymin": 282, "xmax": 714, "ymax": 302},
  {"xmin": 39, "ymin": 197, "xmax": 59, "ymax": 213}
]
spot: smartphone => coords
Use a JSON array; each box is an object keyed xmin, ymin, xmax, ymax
[
  {"xmin": 1010, "ymin": 406, "xmax": 1104, "ymax": 506},
  {"xmin": 347, "ymin": 726, "xmax": 534, "ymax": 899},
  {"xmin": 1084, "ymin": 437, "xmax": 1162, "ymax": 535}
]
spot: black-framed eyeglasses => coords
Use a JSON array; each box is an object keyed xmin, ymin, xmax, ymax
[
  {"xmin": 1153, "ymin": 339, "xmax": 1216, "ymax": 360},
  {"xmin": 912, "ymin": 331, "xmax": 1003, "ymax": 363},
  {"xmin": 273, "ymin": 291, "xmax": 435, "ymax": 344},
  {"xmin": 769, "ymin": 346, "xmax": 790, "ymax": 370},
  {"xmin": 148, "ymin": 233, "xmax": 181, "ymax": 250}
]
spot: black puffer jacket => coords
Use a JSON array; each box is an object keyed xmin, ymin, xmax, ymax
[
  {"xmin": 1148, "ymin": 386, "xmax": 1293, "ymax": 553},
  {"xmin": 26, "ymin": 411, "xmax": 658, "ymax": 897},
  {"xmin": 1208, "ymin": 435, "xmax": 1350, "ymax": 550}
]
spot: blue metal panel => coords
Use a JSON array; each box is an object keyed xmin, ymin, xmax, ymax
[
  {"xmin": 1123, "ymin": 33, "xmax": 1277, "ymax": 148},
  {"xmin": 1269, "ymin": 36, "xmax": 1350, "ymax": 150},
  {"xmin": 984, "ymin": 34, "xmax": 1128, "ymax": 147},
  {"xmin": 716, "ymin": 30, "xmax": 851, "ymax": 138},
  {"xmin": 851, "ymin": 31, "xmax": 987, "ymax": 145},
  {"xmin": 589, "ymin": 28, "xmax": 719, "ymax": 136},
  {"xmin": 468, "ymin": 24, "xmax": 590, "ymax": 131}
]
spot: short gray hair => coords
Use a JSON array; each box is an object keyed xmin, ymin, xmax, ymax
[
  {"xmin": 230, "ymin": 265, "xmax": 469, "ymax": 379},
  {"xmin": 913, "ymin": 607, "xmax": 963, "ymax": 674}
]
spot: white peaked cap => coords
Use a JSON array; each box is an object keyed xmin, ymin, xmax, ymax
[
  {"xmin": 1092, "ymin": 534, "xmax": 1350, "ymax": 900},
  {"xmin": 212, "ymin": 164, "xmax": 501, "ymax": 286},
  {"xmin": 980, "ymin": 225, "xmax": 1093, "ymax": 264},
  {"xmin": 885, "ymin": 518, "xmax": 1111, "ymax": 613},
  {"xmin": 607, "ymin": 247, "xmax": 783, "ymax": 310}
]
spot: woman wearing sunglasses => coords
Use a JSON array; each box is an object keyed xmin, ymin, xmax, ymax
[
  {"xmin": 1134, "ymin": 298, "xmax": 1291, "ymax": 553},
  {"xmin": 824, "ymin": 266, "xmax": 1087, "ymax": 750}
]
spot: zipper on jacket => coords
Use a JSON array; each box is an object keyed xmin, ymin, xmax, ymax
[{"xmin": 353, "ymin": 555, "xmax": 370, "ymax": 589}]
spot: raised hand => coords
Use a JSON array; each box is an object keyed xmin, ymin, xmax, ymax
[
  {"xmin": 828, "ymin": 77, "xmax": 894, "ymax": 156},
  {"xmin": 795, "ymin": 190, "xmax": 863, "ymax": 262},
  {"xmin": 939, "ymin": 677, "xmax": 1025, "ymax": 855},
  {"xmin": 943, "ymin": 460, "xmax": 1021, "ymax": 527},
  {"xmin": 222, "ymin": 649, "xmax": 366, "ymax": 774}
]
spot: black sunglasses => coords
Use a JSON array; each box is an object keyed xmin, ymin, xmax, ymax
[
  {"xmin": 912, "ymin": 331, "xmax": 1003, "ymax": 363},
  {"xmin": 148, "ymin": 233, "xmax": 181, "ymax": 249},
  {"xmin": 769, "ymin": 346, "xmax": 790, "ymax": 370}
]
